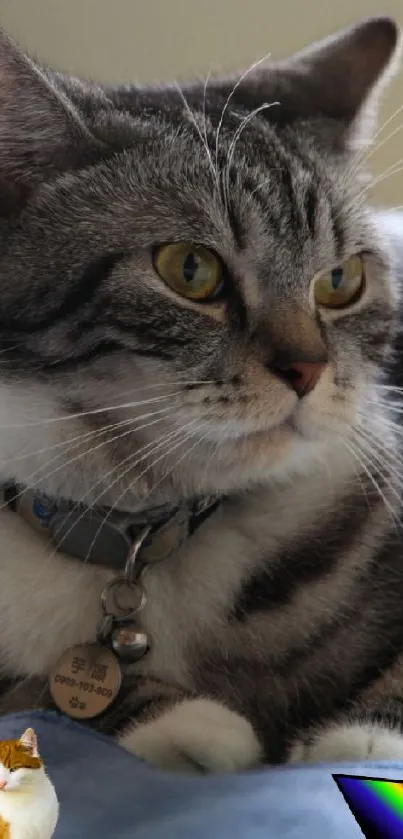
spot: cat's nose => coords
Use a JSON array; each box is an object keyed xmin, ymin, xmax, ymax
[
  {"xmin": 271, "ymin": 359, "xmax": 326, "ymax": 397},
  {"xmin": 0, "ymin": 780, "xmax": 7, "ymax": 790}
]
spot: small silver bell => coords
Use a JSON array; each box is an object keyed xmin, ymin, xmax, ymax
[{"xmin": 111, "ymin": 625, "xmax": 149, "ymax": 661}]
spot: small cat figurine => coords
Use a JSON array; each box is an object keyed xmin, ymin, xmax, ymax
[{"xmin": 0, "ymin": 729, "xmax": 59, "ymax": 839}]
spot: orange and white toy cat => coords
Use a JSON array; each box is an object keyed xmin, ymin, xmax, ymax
[{"xmin": 0, "ymin": 728, "xmax": 59, "ymax": 839}]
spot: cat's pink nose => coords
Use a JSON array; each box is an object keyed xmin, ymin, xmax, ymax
[
  {"xmin": 286, "ymin": 361, "xmax": 326, "ymax": 397},
  {"xmin": 272, "ymin": 359, "xmax": 326, "ymax": 397},
  {"xmin": 0, "ymin": 780, "xmax": 7, "ymax": 790}
]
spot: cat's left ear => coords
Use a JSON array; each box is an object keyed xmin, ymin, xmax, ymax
[
  {"xmin": 19, "ymin": 728, "xmax": 39, "ymax": 758},
  {"xmin": 213, "ymin": 17, "xmax": 400, "ymax": 151},
  {"xmin": 280, "ymin": 16, "xmax": 401, "ymax": 149}
]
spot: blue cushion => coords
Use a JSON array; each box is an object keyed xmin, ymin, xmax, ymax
[{"xmin": 1, "ymin": 711, "xmax": 403, "ymax": 838}]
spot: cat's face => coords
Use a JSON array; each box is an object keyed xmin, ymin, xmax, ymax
[
  {"xmin": 0, "ymin": 729, "xmax": 43, "ymax": 792},
  {"xmin": 0, "ymin": 18, "xmax": 400, "ymax": 506}
]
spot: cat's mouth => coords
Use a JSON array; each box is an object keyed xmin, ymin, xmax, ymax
[{"xmin": 193, "ymin": 390, "xmax": 299, "ymax": 442}]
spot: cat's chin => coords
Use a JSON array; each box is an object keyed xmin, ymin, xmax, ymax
[
  {"xmin": 239, "ymin": 423, "xmax": 304, "ymax": 450},
  {"xmin": 188, "ymin": 423, "xmax": 328, "ymax": 490},
  {"xmin": 213, "ymin": 412, "xmax": 354, "ymax": 485}
]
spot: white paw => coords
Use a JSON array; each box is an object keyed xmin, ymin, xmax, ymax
[
  {"xmin": 289, "ymin": 723, "xmax": 403, "ymax": 763},
  {"xmin": 119, "ymin": 698, "xmax": 262, "ymax": 774}
]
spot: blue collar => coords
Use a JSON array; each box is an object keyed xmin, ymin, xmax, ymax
[{"xmin": 2, "ymin": 484, "xmax": 220, "ymax": 570}]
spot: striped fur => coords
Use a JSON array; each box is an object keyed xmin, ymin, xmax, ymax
[{"xmin": 1, "ymin": 18, "xmax": 403, "ymax": 772}]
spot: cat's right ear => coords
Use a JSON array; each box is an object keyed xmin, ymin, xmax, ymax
[
  {"xmin": 19, "ymin": 728, "xmax": 39, "ymax": 758},
  {"xmin": 0, "ymin": 30, "xmax": 104, "ymax": 212}
]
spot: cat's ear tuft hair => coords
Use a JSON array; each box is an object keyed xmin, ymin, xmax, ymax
[
  {"xmin": 0, "ymin": 29, "xmax": 104, "ymax": 211},
  {"xmin": 19, "ymin": 728, "xmax": 39, "ymax": 758},
  {"xmin": 283, "ymin": 17, "xmax": 401, "ymax": 148}
]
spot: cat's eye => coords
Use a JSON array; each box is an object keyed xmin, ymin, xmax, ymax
[
  {"xmin": 313, "ymin": 255, "xmax": 365, "ymax": 309},
  {"xmin": 153, "ymin": 243, "xmax": 225, "ymax": 301}
]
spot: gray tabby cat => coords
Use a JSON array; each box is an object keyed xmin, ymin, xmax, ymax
[{"xmin": 0, "ymin": 16, "xmax": 403, "ymax": 773}]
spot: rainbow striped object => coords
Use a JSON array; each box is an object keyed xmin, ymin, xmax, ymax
[{"xmin": 334, "ymin": 774, "xmax": 403, "ymax": 838}]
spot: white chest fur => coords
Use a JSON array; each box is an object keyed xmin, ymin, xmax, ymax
[
  {"xmin": 0, "ymin": 438, "xmax": 352, "ymax": 689},
  {"xmin": 0, "ymin": 498, "xmax": 257, "ymax": 683},
  {"xmin": 0, "ymin": 506, "xmax": 112, "ymax": 676},
  {"xmin": 0, "ymin": 775, "xmax": 59, "ymax": 839}
]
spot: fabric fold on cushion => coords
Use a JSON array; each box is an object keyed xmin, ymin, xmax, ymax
[{"xmin": 1, "ymin": 711, "xmax": 403, "ymax": 838}]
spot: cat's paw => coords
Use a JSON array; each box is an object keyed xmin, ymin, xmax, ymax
[
  {"xmin": 119, "ymin": 698, "xmax": 262, "ymax": 774},
  {"xmin": 289, "ymin": 722, "xmax": 403, "ymax": 763}
]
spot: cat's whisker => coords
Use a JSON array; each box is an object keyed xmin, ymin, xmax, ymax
[
  {"xmin": 351, "ymin": 429, "xmax": 403, "ymax": 498},
  {"xmin": 355, "ymin": 158, "xmax": 403, "ymax": 203},
  {"xmin": 0, "ymin": 376, "xmax": 220, "ymax": 426},
  {"xmin": 368, "ymin": 394, "xmax": 403, "ymax": 405},
  {"xmin": 355, "ymin": 405, "xmax": 403, "ymax": 443},
  {"xmin": 376, "ymin": 384, "xmax": 403, "ymax": 392},
  {"xmin": 26, "ymin": 421, "xmax": 196, "ymax": 583},
  {"xmin": 223, "ymin": 101, "xmax": 280, "ymax": 213},
  {"xmin": 0, "ymin": 343, "xmax": 26, "ymax": 356},
  {"xmin": 384, "ymin": 203, "xmax": 403, "ymax": 212},
  {"xmin": 359, "ymin": 165, "xmax": 403, "ymax": 201},
  {"xmin": 247, "ymin": 171, "xmax": 281, "ymax": 199},
  {"xmin": 342, "ymin": 102, "xmax": 403, "ymax": 185},
  {"xmin": 343, "ymin": 441, "xmax": 373, "ymax": 511},
  {"xmin": 363, "ymin": 402, "xmax": 403, "ymax": 420},
  {"xmin": 201, "ymin": 70, "xmax": 219, "ymax": 192},
  {"xmin": 0, "ymin": 407, "xmax": 180, "ymax": 522},
  {"xmin": 361, "ymin": 426, "xmax": 403, "ymax": 461},
  {"xmin": 344, "ymin": 437, "xmax": 401, "ymax": 528},
  {"xmin": 78, "ymin": 415, "xmax": 199, "ymax": 512},
  {"xmin": 214, "ymin": 51, "xmax": 272, "ymax": 196},
  {"xmin": 356, "ymin": 401, "xmax": 403, "ymax": 424},
  {"xmin": 92, "ymin": 413, "xmax": 208, "ymax": 510},
  {"xmin": 0, "ymin": 391, "xmax": 185, "ymax": 429},
  {"xmin": 27, "ymin": 407, "xmax": 178, "ymax": 490},
  {"xmin": 353, "ymin": 423, "xmax": 403, "ymax": 484},
  {"xmin": 358, "ymin": 118, "xmax": 403, "ymax": 170},
  {"xmin": 174, "ymin": 84, "xmax": 220, "ymax": 197},
  {"xmin": 27, "ymin": 405, "xmax": 178, "ymax": 482},
  {"xmin": 362, "ymin": 415, "xmax": 403, "ymax": 442},
  {"xmin": 35, "ymin": 420, "xmax": 192, "ymax": 570},
  {"xmin": 0, "ymin": 406, "xmax": 180, "ymax": 467},
  {"xmin": 127, "ymin": 418, "xmax": 216, "ymax": 513},
  {"xmin": 0, "ymin": 375, "xmax": 216, "ymax": 416},
  {"xmin": 81, "ymin": 420, "xmax": 211, "ymax": 567},
  {"xmin": 364, "ymin": 392, "xmax": 403, "ymax": 412},
  {"xmin": 53, "ymin": 415, "xmax": 211, "ymax": 568},
  {"xmin": 371, "ymin": 394, "xmax": 403, "ymax": 408},
  {"xmin": 199, "ymin": 434, "xmax": 221, "ymax": 485}
]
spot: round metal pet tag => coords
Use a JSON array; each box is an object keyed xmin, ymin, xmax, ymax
[{"xmin": 49, "ymin": 643, "xmax": 122, "ymax": 720}]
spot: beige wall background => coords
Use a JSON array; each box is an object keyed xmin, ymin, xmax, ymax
[{"xmin": 1, "ymin": 0, "xmax": 403, "ymax": 206}]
